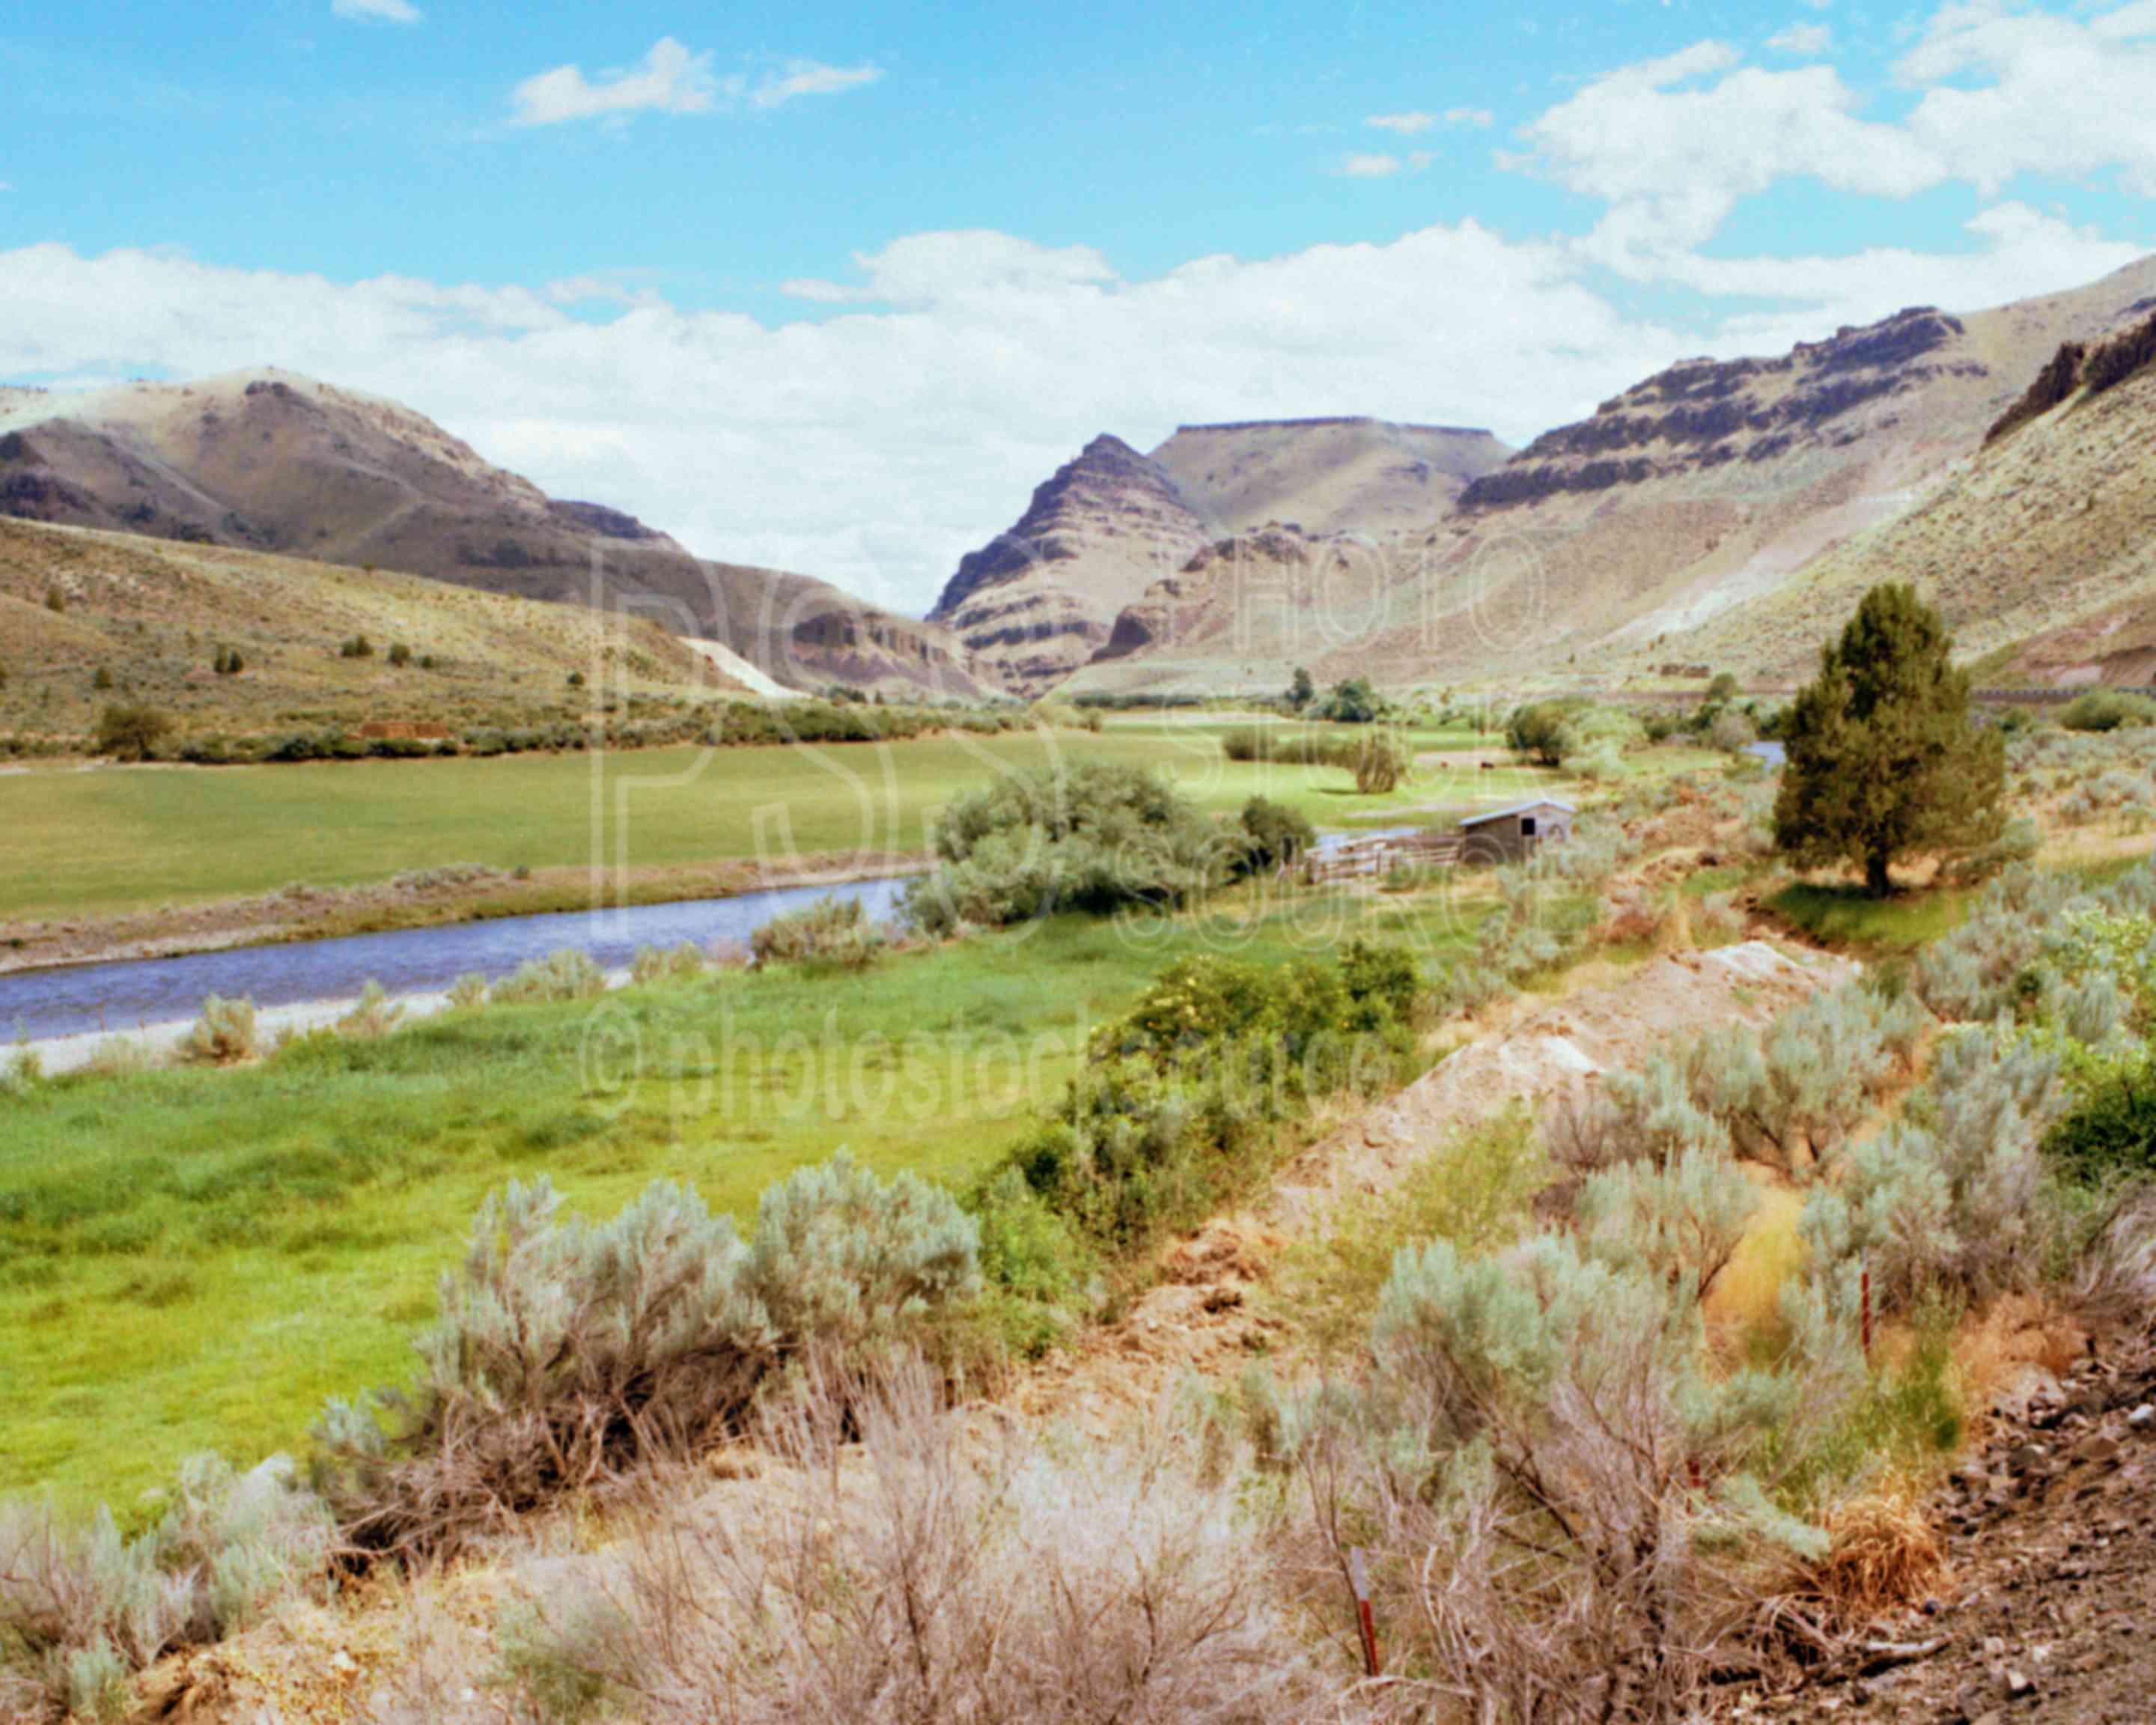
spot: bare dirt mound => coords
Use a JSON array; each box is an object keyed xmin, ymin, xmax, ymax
[
  {"xmin": 1017, "ymin": 940, "xmax": 1858, "ymax": 1432},
  {"xmin": 1755, "ymin": 1324, "xmax": 2156, "ymax": 1725}
]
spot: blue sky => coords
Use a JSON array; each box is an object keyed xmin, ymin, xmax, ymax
[{"xmin": 4, "ymin": 1, "xmax": 2155, "ymax": 611}]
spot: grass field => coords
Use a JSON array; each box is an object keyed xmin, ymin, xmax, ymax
[
  {"xmin": 0, "ymin": 885, "xmax": 1484, "ymax": 1508},
  {"xmin": 0, "ymin": 727, "xmax": 1524, "ymax": 923}
]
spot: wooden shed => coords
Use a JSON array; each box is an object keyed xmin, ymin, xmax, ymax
[{"xmin": 1458, "ymin": 798, "xmax": 1575, "ymax": 863}]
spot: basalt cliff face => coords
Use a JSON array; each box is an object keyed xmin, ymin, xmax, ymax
[
  {"xmin": 928, "ymin": 434, "xmax": 1213, "ymax": 695},
  {"xmin": 1459, "ymin": 307, "xmax": 1984, "ymax": 511},
  {"xmin": 934, "ymin": 418, "xmax": 1512, "ymax": 696},
  {"xmin": 1071, "ymin": 255, "xmax": 2156, "ymax": 698},
  {"xmin": 1673, "ymin": 303, "xmax": 2156, "ymax": 688}
]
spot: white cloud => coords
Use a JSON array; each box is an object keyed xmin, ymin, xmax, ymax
[
  {"xmin": 1896, "ymin": 1, "xmax": 2156, "ymax": 194},
  {"xmin": 1767, "ymin": 22, "xmax": 1833, "ymax": 55},
  {"xmin": 0, "ymin": 231, "xmax": 1687, "ymax": 612},
  {"xmin": 1525, "ymin": 1, "xmax": 2156, "ymax": 274},
  {"xmin": 509, "ymin": 41, "xmax": 882, "ymax": 128},
  {"xmin": 546, "ymin": 274, "xmax": 664, "ymax": 310},
  {"xmin": 748, "ymin": 59, "xmax": 882, "ymax": 109},
  {"xmin": 1651, "ymin": 202, "xmax": 2145, "ymax": 352},
  {"xmin": 13, "ymin": 1, "xmax": 2156, "ymax": 618},
  {"xmin": 782, "ymin": 230, "xmax": 1115, "ymax": 306},
  {"xmin": 332, "ymin": 0, "xmax": 421, "ymax": 21},
  {"xmin": 1524, "ymin": 42, "xmax": 1938, "ymax": 269},
  {"xmin": 511, "ymin": 37, "xmax": 718, "ymax": 127},
  {"xmin": 1367, "ymin": 108, "xmax": 1490, "ymax": 133}
]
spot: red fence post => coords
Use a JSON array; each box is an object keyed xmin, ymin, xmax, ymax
[
  {"xmin": 1860, "ymin": 1265, "xmax": 1873, "ymax": 1364},
  {"xmin": 1349, "ymin": 1547, "xmax": 1382, "ymax": 1678}
]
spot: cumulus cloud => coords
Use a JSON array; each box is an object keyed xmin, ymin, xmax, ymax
[
  {"xmin": 0, "ymin": 231, "xmax": 1690, "ymax": 611},
  {"xmin": 332, "ymin": 0, "xmax": 421, "ymax": 21},
  {"xmin": 1897, "ymin": 1, "xmax": 2156, "ymax": 193},
  {"xmin": 1767, "ymin": 22, "xmax": 1833, "ymax": 55},
  {"xmin": 1526, "ymin": 1, "xmax": 2156, "ymax": 271},
  {"xmin": 1524, "ymin": 41, "xmax": 1939, "ymax": 268},
  {"xmin": 13, "ymin": 1, "xmax": 2156, "ymax": 617}
]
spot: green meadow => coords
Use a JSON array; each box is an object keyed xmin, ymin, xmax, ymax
[
  {"xmin": 0, "ymin": 886, "xmax": 1484, "ymax": 1509},
  {"xmin": 0, "ymin": 725, "xmax": 1507, "ymax": 922}
]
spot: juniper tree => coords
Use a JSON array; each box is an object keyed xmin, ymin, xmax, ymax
[{"xmin": 1774, "ymin": 584, "xmax": 2003, "ymax": 896}]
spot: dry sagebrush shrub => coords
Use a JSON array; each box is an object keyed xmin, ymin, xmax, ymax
[
  {"xmin": 336, "ymin": 980, "xmax": 405, "ymax": 1040},
  {"xmin": 495, "ymin": 1358, "xmax": 1315, "ymax": 1725},
  {"xmin": 629, "ymin": 943, "xmax": 705, "ymax": 987},
  {"xmin": 0, "ymin": 1456, "xmax": 329, "ymax": 1724},
  {"xmin": 1266, "ymin": 1229, "xmax": 1852, "ymax": 1724},
  {"xmin": 1800, "ymin": 1024, "xmax": 2066, "ymax": 1315},
  {"xmin": 311, "ymin": 1156, "xmax": 980, "ymax": 1565},
  {"xmin": 488, "ymin": 949, "xmax": 606, "ymax": 1006},
  {"xmin": 178, "ymin": 993, "xmax": 260, "ymax": 1065}
]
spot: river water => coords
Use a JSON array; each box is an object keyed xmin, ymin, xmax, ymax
[{"xmin": 0, "ymin": 875, "xmax": 911, "ymax": 1041}]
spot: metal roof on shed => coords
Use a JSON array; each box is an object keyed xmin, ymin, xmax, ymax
[{"xmin": 1459, "ymin": 799, "xmax": 1578, "ymax": 827}]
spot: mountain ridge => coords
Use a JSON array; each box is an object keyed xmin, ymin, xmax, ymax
[{"xmin": 0, "ymin": 369, "xmax": 990, "ymax": 700}]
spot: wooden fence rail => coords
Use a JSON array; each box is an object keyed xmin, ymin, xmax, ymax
[{"xmin": 1304, "ymin": 832, "xmax": 1464, "ymax": 884}]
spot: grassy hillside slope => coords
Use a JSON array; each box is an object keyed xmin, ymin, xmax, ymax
[{"xmin": 0, "ymin": 515, "xmax": 740, "ymax": 744}]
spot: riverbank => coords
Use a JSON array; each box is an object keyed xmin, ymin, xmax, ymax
[
  {"xmin": 0, "ymin": 883, "xmax": 1486, "ymax": 1505},
  {"xmin": 0, "ymin": 851, "xmax": 928, "ymax": 976}
]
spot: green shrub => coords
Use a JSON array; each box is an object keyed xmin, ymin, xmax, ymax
[
  {"xmin": 1234, "ymin": 796, "xmax": 1315, "ymax": 873},
  {"xmin": 904, "ymin": 762, "xmax": 1228, "ymax": 934},
  {"xmin": 446, "ymin": 973, "xmax": 490, "ymax": 1011},
  {"xmin": 1217, "ymin": 726, "xmax": 1351, "ymax": 766},
  {"xmin": 1268, "ymin": 1108, "xmax": 1546, "ymax": 1357},
  {"xmin": 495, "ymin": 1584, "xmax": 633, "ymax": 1725},
  {"xmin": 1800, "ymin": 1024, "xmax": 2065, "ymax": 1312},
  {"xmin": 1348, "ymin": 731, "xmax": 1410, "ymax": 793},
  {"xmin": 1008, "ymin": 945, "xmax": 1419, "ymax": 1251},
  {"xmin": 1708, "ymin": 706, "xmax": 1757, "ymax": 753},
  {"xmin": 2044, "ymin": 1056, "xmax": 2156, "ymax": 1181},
  {"xmin": 1505, "ymin": 700, "xmax": 1575, "ymax": 766},
  {"xmin": 3, "ymin": 1044, "xmax": 43, "ymax": 1096},
  {"xmin": 749, "ymin": 895, "xmax": 884, "ymax": 970},
  {"xmin": 2059, "ymin": 689, "xmax": 2156, "ymax": 733},
  {"xmin": 1309, "ymin": 676, "xmax": 1381, "ymax": 723},
  {"xmin": 91, "ymin": 704, "xmax": 171, "ymax": 761}
]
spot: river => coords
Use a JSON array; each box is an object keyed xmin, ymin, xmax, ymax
[{"xmin": 0, "ymin": 875, "xmax": 911, "ymax": 1042}]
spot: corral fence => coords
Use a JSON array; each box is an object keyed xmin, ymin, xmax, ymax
[{"xmin": 1303, "ymin": 829, "xmax": 1466, "ymax": 884}]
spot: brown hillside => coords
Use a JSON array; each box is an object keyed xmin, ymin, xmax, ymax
[{"xmin": 0, "ymin": 371, "xmax": 984, "ymax": 700}]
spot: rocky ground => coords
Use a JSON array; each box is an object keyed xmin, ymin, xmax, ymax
[{"xmin": 1752, "ymin": 1323, "xmax": 2156, "ymax": 1725}]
